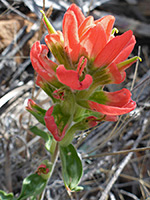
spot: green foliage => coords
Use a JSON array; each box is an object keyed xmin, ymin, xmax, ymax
[
  {"xmin": 30, "ymin": 126, "xmax": 53, "ymax": 153},
  {"xmin": 0, "ymin": 190, "xmax": 14, "ymax": 200},
  {"xmin": 28, "ymin": 109, "xmax": 46, "ymax": 126},
  {"xmin": 52, "ymin": 104, "xmax": 71, "ymax": 133},
  {"xmin": 89, "ymin": 90, "xmax": 108, "ymax": 104},
  {"xmin": 16, "ymin": 174, "xmax": 47, "ymax": 200},
  {"xmin": 59, "ymin": 144, "xmax": 83, "ymax": 191},
  {"xmin": 29, "ymin": 196, "xmax": 36, "ymax": 200}
]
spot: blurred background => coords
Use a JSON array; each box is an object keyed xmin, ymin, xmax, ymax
[{"xmin": 0, "ymin": 0, "xmax": 150, "ymax": 199}]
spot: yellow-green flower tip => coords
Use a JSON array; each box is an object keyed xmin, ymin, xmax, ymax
[
  {"xmin": 40, "ymin": 9, "xmax": 45, "ymax": 16},
  {"xmin": 40, "ymin": 10, "xmax": 56, "ymax": 34},
  {"xmin": 138, "ymin": 56, "xmax": 142, "ymax": 62},
  {"xmin": 112, "ymin": 27, "xmax": 119, "ymax": 35}
]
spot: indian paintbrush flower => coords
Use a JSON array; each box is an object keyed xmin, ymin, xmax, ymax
[{"xmin": 28, "ymin": 3, "xmax": 140, "ymax": 143}]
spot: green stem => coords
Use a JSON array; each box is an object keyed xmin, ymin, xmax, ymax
[
  {"xmin": 51, "ymin": 142, "xmax": 59, "ymax": 164},
  {"xmin": 75, "ymin": 83, "xmax": 97, "ymax": 101},
  {"xmin": 39, "ymin": 142, "xmax": 59, "ymax": 200},
  {"xmin": 59, "ymin": 119, "xmax": 91, "ymax": 147},
  {"xmin": 59, "ymin": 124, "xmax": 79, "ymax": 147}
]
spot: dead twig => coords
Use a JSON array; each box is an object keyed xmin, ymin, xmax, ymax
[
  {"xmin": 0, "ymin": 135, "xmax": 40, "ymax": 164},
  {"xmin": 0, "ymin": 26, "xmax": 27, "ymax": 57},
  {"xmin": 1, "ymin": 0, "xmax": 35, "ymax": 23},
  {"xmin": 99, "ymin": 118, "xmax": 148, "ymax": 200},
  {"xmin": 4, "ymin": 139, "xmax": 12, "ymax": 192},
  {"xmin": 83, "ymin": 146, "xmax": 150, "ymax": 159}
]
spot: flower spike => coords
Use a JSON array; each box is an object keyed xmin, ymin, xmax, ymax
[{"xmin": 29, "ymin": 3, "xmax": 138, "ymax": 146}]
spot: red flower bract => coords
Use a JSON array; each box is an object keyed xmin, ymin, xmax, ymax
[
  {"xmin": 56, "ymin": 57, "xmax": 93, "ymax": 90},
  {"xmin": 89, "ymin": 100, "xmax": 136, "ymax": 116},
  {"xmin": 28, "ymin": 3, "xmax": 139, "ymax": 142},
  {"xmin": 77, "ymin": 88, "xmax": 136, "ymax": 116},
  {"xmin": 30, "ymin": 4, "xmax": 139, "ymax": 90},
  {"xmin": 44, "ymin": 106, "xmax": 69, "ymax": 141},
  {"xmin": 30, "ymin": 41, "xmax": 60, "ymax": 88}
]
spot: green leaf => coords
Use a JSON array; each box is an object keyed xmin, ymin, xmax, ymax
[
  {"xmin": 72, "ymin": 186, "xmax": 84, "ymax": 192},
  {"xmin": 16, "ymin": 174, "xmax": 47, "ymax": 200},
  {"xmin": 59, "ymin": 144, "xmax": 83, "ymax": 191},
  {"xmin": 89, "ymin": 90, "xmax": 108, "ymax": 104},
  {"xmin": 30, "ymin": 126, "xmax": 53, "ymax": 153},
  {"xmin": 28, "ymin": 111, "xmax": 46, "ymax": 126},
  {"xmin": 74, "ymin": 108, "xmax": 104, "ymax": 122},
  {"xmin": 26, "ymin": 101, "xmax": 46, "ymax": 125},
  {"xmin": 52, "ymin": 104, "xmax": 72, "ymax": 133},
  {"xmin": 0, "ymin": 190, "xmax": 14, "ymax": 200},
  {"xmin": 40, "ymin": 82, "xmax": 60, "ymax": 103},
  {"xmin": 29, "ymin": 196, "xmax": 36, "ymax": 200}
]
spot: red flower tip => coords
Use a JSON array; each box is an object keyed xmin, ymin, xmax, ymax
[
  {"xmin": 95, "ymin": 15, "xmax": 115, "ymax": 41},
  {"xmin": 53, "ymin": 89, "xmax": 65, "ymax": 100},
  {"xmin": 45, "ymin": 31, "xmax": 64, "ymax": 51},
  {"xmin": 26, "ymin": 99, "xmax": 36, "ymax": 111},
  {"xmin": 106, "ymin": 88, "xmax": 132, "ymax": 107},
  {"xmin": 77, "ymin": 56, "xmax": 87, "ymax": 76},
  {"xmin": 36, "ymin": 75, "xmax": 44, "ymax": 88},
  {"xmin": 30, "ymin": 41, "xmax": 57, "ymax": 84},
  {"xmin": 107, "ymin": 63, "xmax": 126, "ymax": 84},
  {"xmin": 86, "ymin": 116, "xmax": 98, "ymax": 127},
  {"xmin": 67, "ymin": 3, "xmax": 85, "ymax": 27},
  {"xmin": 36, "ymin": 164, "xmax": 50, "ymax": 176},
  {"xmin": 105, "ymin": 115, "xmax": 118, "ymax": 122},
  {"xmin": 94, "ymin": 30, "xmax": 133, "ymax": 68},
  {"xmin": 63, "ymin": 9, "xmax": 80, "ymax": 62}
]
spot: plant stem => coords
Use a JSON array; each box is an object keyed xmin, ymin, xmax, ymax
[{"xmin": 39, "ymin": 142, "xmax": 59, "ymax": 200}]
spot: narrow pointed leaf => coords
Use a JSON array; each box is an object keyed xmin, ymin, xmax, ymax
[
  {"xmin": 117, "ymin": 56, "xmax": 141, "ymax": 71},
  {"xmin": 30, "ymin": 126, "xmax": 53, "ymax": 153},
  {"xmin": 27, "ymin": 110, "xmax": 46, "ymax": 126},
  {"xmin": 26, "ymin": 100, "xmax": 46, "ymax": 125},
  {"xmin": 40, "ymin": 10, "xmax": 56, "ymax": 34}
]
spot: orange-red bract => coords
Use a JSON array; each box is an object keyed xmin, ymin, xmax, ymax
[{"xmin": 29, "ymin": 3, "xmax": 138, "ymax": 142}]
